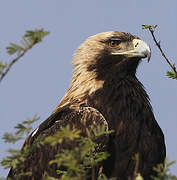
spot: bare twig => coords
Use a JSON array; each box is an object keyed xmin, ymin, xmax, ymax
[
  {"xmin": 148, "ymin": 27, "xmax": 177, "ymax": 76},
  {"xmin": 92, "ymin": 166, "xmax": 95, "ymax": 180},
  {"xmin": 0, "ymin": 50, "xmax": 28, "ymax": 84}
]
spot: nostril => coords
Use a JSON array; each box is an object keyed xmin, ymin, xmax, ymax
[{"xmin": 135, "ymin": 42, "xmax": 139, "ymax": 48}]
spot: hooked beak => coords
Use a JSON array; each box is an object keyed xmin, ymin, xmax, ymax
[{"xmin": 112, "ymin": 39, "xmax": 151, "ymax": 62}]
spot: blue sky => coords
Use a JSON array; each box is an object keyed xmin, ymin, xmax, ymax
[{"xmin": 0, "ymin": 0, "xmax": 177, "ymax": 177}]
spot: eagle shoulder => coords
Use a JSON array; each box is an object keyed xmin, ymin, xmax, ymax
[
  {"xmin": 25, "ymin": 105, "xmax": 108, "ymax": 146},
  {"xmin": 8, "ymin": 105, "xmax": 109, "ymax": 179}
]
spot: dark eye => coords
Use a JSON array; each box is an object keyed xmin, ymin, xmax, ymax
[{"xmin": 108, "ymin": 40, "xmax": 121, "ymax": 48}]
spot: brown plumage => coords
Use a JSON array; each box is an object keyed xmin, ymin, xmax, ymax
[{"xmin": 8, "ymin": 32, "xmax": 166, "ymax": 180}]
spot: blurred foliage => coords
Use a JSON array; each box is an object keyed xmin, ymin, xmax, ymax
[
  {"xmin": 151, "ymin": 159, "xmax": 177, "ymax": 180},
  {"xmin": 45, "ymin": 125, "xmax": 114, "ymax": 180},
  {"xmin": 1, "ymin": 117, "xmax": 177, "ymax": 179},
  {"xmin": 0, "ymin": 178, "xmax": 6, "ymax": 180},
  {"xmin": 1, "ymin": 115, "xmax": 40, "ymax": 179},
  {"xmin": 2, "ymin": 114, "xmax": 39, "ymax": 144},
  {"xmin": 45, "ymin": 125, "xmax": 81, "ymax": 146}
]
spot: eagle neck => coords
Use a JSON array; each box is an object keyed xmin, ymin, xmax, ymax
[{"xmin": 86, "ymin": 76, "xmax": 152, "ymax": 129}]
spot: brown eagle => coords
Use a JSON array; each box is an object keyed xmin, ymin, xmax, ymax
[{"xmin": 8, "ymin": 32, "xmax": 166, "ymax": 180}]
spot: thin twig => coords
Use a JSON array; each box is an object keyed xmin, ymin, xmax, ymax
[
  {"xmin": 0, "ymin": 29, "xmax": 49, "ymax": 85},
  {"xmin": 0, "ymin": 51, "xmax": 25, "ymax": 84},
  {"xmin": 92, "ymin": 166, "xmax": 95, "ymax": 180},
  {"xmin": 0, "ymin": 47, "xmax": 32, "ymax": 84},
  {"xmin": 148, "ymin": 27, "xmax": 177, "ymax": 76}
]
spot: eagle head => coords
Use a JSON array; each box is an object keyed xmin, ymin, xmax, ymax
[
  {"xmin": 58, "ymin": 32, "xmax": 151, "ymax": 108},
  {"xmin": 73, "ymin": 32, "xmax": 151, "ymax": 79}
]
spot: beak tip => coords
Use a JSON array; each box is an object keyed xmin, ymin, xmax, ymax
[
  {"xmin": 147, "ymin": 57, "xmax": 150, "ymax": 62},
  {"xmin": 147, "ymin": 50, "xmax": 151, "ymax": 63},
  {"xmin": 133, "ymin": 39, "xmax": 151, "ymax": 62},
  {"xmin": 147, "ymin": 52, "xmax": 151, "ymax": 62}
]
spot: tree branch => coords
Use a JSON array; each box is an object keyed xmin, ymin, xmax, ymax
[
  {"xmin": 149, "ymin": 27, "xmax": 177, "ymax": 75},
  {"xmin": 0, "ymin": 50, "xmax": 27, "ymax": 84},
  {"xmin": 142, "ymin": 24, "xmax": 177, "ymax": 79},
  {"xmin": 0, "ymin": 29, "xmax": 49, "ymax": 85}
]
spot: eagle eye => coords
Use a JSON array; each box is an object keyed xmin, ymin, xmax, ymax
[{"xmin": 108, "ymin": 40, "xmax": 121, "ymax": 48}]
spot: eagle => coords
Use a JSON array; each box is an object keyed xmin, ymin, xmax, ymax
[{"xmin": 8, "ymin": 32, "xmax": 166, "ymax": 180}]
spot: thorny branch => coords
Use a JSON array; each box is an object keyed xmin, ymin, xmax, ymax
[{"xmin": 142, "ymin": 24, "xmax": 177, "ymax": 79}]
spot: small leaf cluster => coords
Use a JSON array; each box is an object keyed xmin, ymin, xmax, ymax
[
  {"xmin": 167, "ymin": 69, "xmax": 177, "ymax": 80},
  {"xmin": 0, "ymin": 62, "xmax": 6, "ymax": 75},
  {"xmin": 6, "ymin": 29, "xmax": 49, "ymax": 55},
  {"xmin": 45, "ymin": 125, "xmax": 81, "ymax": 146},
  {"xmin": 2, "ymin": 114, "xmax": 39, "ymax": 144},
  {"xmin": 1, "ymin": 146, "xmax": 33, "ymax": 179},
  {"xmin": 142, "ymin": 24, "xmax": 158, "ymax": 32},
  {"xmin": 1, "ymin": 115, "xmax": 40, "ymax": 179},
  {"xmin": 45, "ymin": 125, "xmax": 115, "ymax": 180},
  {"xmin": 132, "ymin": 156, "xmax": 177, "ymax": 180},
  {"xmin": 151, "ymin": 159, "xmax": 177, "ymax": 180},
  {"xmin": 1, "ymin": 117, "xmax": 177, "ymax": 180}
]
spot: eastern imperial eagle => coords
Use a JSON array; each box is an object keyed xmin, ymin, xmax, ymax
[{"xmin": 8, "ymin": 32, "xmax": 166, "ymax": 180}]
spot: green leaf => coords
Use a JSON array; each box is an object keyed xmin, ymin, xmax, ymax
[
  {"xmin": 14, "ymin": 115, "xmax": 40, "ymax": 136},
  {"xmin": 142, "ymin": 24, "xmax": 158, "ymax": 32},
  {"xmin": 2, "ymin": 115, "xmax": 40, "ymax": 144},
  {"xmin": 98, "ymin": 174, "xmax": 116, "ymax": 180},
  {"xmin": 56, "ymin": 170, "xmax": 67, "ymax": 175},
  {"xmin": 167, "ymin": 71, "xmax": 177, "ymax": 79},
  {"xmin": 6, "ymin": 29, "xmax": 49, "ymax": 56},
  {"xmin": 45, "ymin": 125, "xmax": 81, "ymax": 146},
  {"xmin": 6, "ymin": 43, "xmax": 24, "ymax": 55},
  {"xmin": 1, "ymin": 148, "xmax": 21, "ymax": 169},
  {"xmin": 142, "ymin": 24, "xmax": 152, "ymax": 29},
  {"xmin": 91, "ymin": 125, "xmax": 114, "ymax": 138},
  {"xmin": 21, "ymin": 37, "xmax": 30, "ymax": 49},
  {"xmin": 0, "ymin": 62, "xmax": 6, "ymax": 69},
  {"xmin": 23, "ymin": 114, "xmax": 40, "ymax": 125},
  {"xmin": 45, "ymin": 176, "xmax": 59, "ymax": 180},
  {"xmin": 151, "ymin": 158, "xmax": 177, "ymax": 180},
  {"xmin": 46, "ymin": 125, "xmax": 112, "ymax": 179},
  {"xmin": 2, "ymin": 133, "xmax": 22, "ymax": 143},
  {"xmin": 0, "ymin": 61, "xmax": 6, "ymax": 74},
  {"xmin": 24, "ymin": 29, "xmax": 50, "ymax": 44},
  {"xmin": 135, "ymin": 173, "xmax": 144, "ymax": 180}
]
